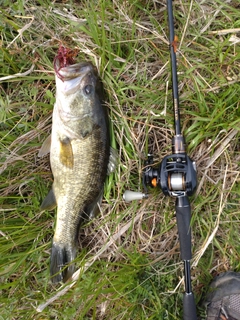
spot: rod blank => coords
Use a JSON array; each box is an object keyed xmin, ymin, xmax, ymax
[{"xmin": 167, "ymin": 0, "xmax": 182, "ymax": 136}]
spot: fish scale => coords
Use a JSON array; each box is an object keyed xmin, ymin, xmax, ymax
[{"xmin": 52, "ymin": 127, "xmax": 108, "ymax": 243}]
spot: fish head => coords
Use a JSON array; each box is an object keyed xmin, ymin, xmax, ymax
[{"xmin": 54, "ymin": 60, "xmax": 103, "ymax": 119}]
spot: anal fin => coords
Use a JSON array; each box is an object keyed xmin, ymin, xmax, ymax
[{"xmin": 88, "ymin": 189, "xmax": 103, "ymax": 219}]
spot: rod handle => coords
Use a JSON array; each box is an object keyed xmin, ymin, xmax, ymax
[
  {"xmin": 175, "ymin": 196, "xmax": 192, "ymax": 261},
  {"xmin": 183, "ymin": 293, "xmax": 197, "ymax": 320}
]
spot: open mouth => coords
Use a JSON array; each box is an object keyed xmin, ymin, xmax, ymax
[
  {"xmin": 55, "ymin": 61, "xmax": 95, "ymax": 95},
  {"xmin": 54, "ymin": 60, "xmax": 93, "ymax": 81}
]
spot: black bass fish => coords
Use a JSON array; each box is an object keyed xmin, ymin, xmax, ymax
[{"xmin": 39, "ymin": 50, "xmax": 110, "ymax": 283}]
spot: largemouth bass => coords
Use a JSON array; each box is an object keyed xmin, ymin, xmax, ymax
[{"xmin": 39, "ymin": 53, "xmax": 110, "ymax": 283}]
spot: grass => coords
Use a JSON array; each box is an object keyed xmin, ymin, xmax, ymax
[{"xmin": 0, "ymin": 0, "xmax": 239, "ymax": 319}]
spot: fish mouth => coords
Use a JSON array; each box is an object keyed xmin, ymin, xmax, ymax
[
  {"xmin": 55, "ymin": 61, "xmax": 95, "ymax": 81},
  {"xmin": 55, "ymin": 61, "xmax": 97, "ymax": 95}
]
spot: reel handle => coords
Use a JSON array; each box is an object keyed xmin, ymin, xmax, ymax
[{"xmin": 123, "ymin": 190, "xmax": 148, "ymax": 203}]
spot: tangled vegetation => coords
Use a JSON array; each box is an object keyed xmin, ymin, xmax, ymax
[{"xmin": 0, "ymin": 1, "xmax": 239, "ymax": 319}]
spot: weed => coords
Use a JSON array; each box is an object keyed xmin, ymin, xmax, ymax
[{"xmin": 0, "ymin": 0, "xmax": 239, "ymax": 319}]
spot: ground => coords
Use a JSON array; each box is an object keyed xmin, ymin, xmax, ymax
[{"xmin": 0, "ymin": 1, "xmax": 239, "ymax": 319}]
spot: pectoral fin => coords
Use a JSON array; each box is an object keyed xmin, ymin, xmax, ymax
[
  {"xmin": 38, "ymin": 135, "xmax": 51, "ymax": 157},
  {"xmin": 59, "ymin": 137, "xmax": 74, "ymax": 169},
  {"xmin": 40, "ymin": 188, "xmax": 57, "ymax": 211}
]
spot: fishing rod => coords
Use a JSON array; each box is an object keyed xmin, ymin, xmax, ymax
[{"xmin": 123, "ymin": 1, "xmax": 198, "ymax": 319}]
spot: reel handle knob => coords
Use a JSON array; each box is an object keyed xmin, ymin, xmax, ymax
[{"xmin": 123, "ymin": 190, "xmax": 147, "ymax": 203}]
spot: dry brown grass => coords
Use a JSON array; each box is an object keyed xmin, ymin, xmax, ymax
[{"xmin": 0, "ymin": 0, "xmax": 239, "ymax": 319}]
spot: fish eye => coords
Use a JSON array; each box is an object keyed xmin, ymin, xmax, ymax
[{"xmin": 84, "ymin": 84, "xmax": 93, "ymax": 95}]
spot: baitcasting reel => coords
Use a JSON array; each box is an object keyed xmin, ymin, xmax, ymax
[{"xmin": 124, "ymin": 137, "xmax": 197, "ymax": 202}]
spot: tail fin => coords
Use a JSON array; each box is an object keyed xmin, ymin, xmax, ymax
[{"xmin": 50, "ymin": 242, "xmax": 77, "ymax": 283}]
